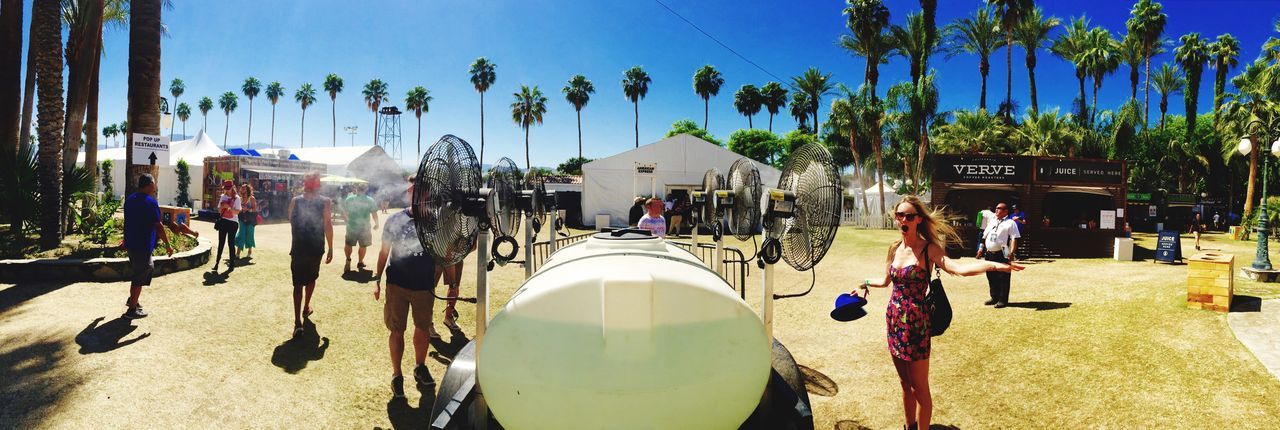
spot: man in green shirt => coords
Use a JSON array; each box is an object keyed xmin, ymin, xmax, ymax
[{"xmin": 342, "ymin": 184, "xmax": 379, "ymax": 272}]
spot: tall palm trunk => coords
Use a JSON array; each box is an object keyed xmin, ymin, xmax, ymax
[
  {"xmin": 524, "ymin": 126, "xmax": 530, "ymax": 170},
  {"xmin": 415, "ymin": 112, "xmax": 422, "ymax": 159},
  {"xmin": 0, "ymin": 0, "xmax": 21, "ymax": 156},
  {"xmin": 747, "ymin": 114, "xmax": 753, "ymax": 129},
  {"xmin": 768, "ymin": 113, "xmax": 774, "ymax": 133},
  {"xmin": 1091, "ymin": 81, "xmax": 1101, "ymax": 124},
  {"xmin": 979, "ymin": 59, "xmax": 990, "ymax": 110},
  {"xmin": 1026, "ymin": 52, "xmax": 1039, "ymax": 114},
  {"xmin": 329, "ymin": 96, "xmax": 335, "ymax": 147},
  {"xmin": 170, "ymin": 93, "xmax": 177, "ymax": 140},
  {"xmin": 478, "ymin": 91, "xmax": 485, "ymax": 163},
  {"xmin": 703, "ymin": 98, "xmax": 709, "ymax": 130},
  {"xmin": 246, "ymin": 97, "xmax": 253, "ymax": 146},
  {"xmin": 1158, "ymin": 95, "xmax": 1168, "ymax": 130},
  {"xmin": 1244, "ymin": 137, "xmax": 1259, "ymax": 216},
  {"xmin": 269, "ymin": 103, "xmax": 276, "ymax": 148},
  {"xmin": 576, "ymin": 108, "xmax": 583, "ymax": 159},
  {"xmin": 867, "ymin": 68, "xmax": 886, "ymax": 217},
  {"xmin": 848, "ymin": 125, "xmax": 868, "ymax": 214},
  {"xmin": 18, "ymin": 15, "xmax": 36, "ymax": 150},
  {"xmin": 1076, "ymin": 72, "xmax": 1087, "ymax": 119},
  {"xmin": 1143, "ymin": 53, "xmax": 1151, "ymax": 127},
  {"xmin": 1005, "ymin": 33, "xmax": 1013, "ymax": 114},
  {"xmin": 372, "ymin": 110, "xmax": 379, "ymax": 147},
  {"xmin": 1129, "ymin": 66, "xmax": 1139, "ymax": 100},
  {"xmin": 915, "ymin": 124, "xmax": 928, "ymax": 190},
  {"xmin": 1212, "ymin": 66, "xmax": 1228, "ymax": 123},
  {"xmin": 201, "ymin": 113, "xmax": 207, "ymax": 132},
  {"xmin": 86, "ymin": 44, "xmax": 101, "ymax": 192},
  {"xmin": 300, "ymin": 109, "xmax": 306, "ymax": 148},
  {"xmin": 223, "ymin": 113, "xmax": 229, "ymax": 148},
  {"xmin": 126, "ymin": 0, "xmax": 161, "ymax": 195},
  {"xmin": 633, "ymin": 101, "xmax": 639, "ymax": 148},
  {"xmin": 62, "ymin": 0, "xmax": 103, "ymax": 173},
  {"xmin": 34, "ymin": 0, "xmax": 64, "ymax": 248}
]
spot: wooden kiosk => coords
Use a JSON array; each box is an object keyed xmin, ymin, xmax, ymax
[{"xmin": 931, "ymin": 154, "xmax": 1127, "ymax": 258}]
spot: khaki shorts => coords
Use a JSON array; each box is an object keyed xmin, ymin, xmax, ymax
[{"xmin": 384, "ymin": 283, "xmax": 434, "ymax": 332}]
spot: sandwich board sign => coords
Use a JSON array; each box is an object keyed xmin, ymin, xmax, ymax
[
  {"xmin": 131, "ymin": 133, "xmax": 170, "ymax": 166},
  {"xmin": 1155, "ymin": 230, "xmax": 1182, "ymax": 263}
]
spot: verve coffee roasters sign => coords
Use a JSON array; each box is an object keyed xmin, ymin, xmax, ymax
[{"xmin": 934, "ymin": 155, "xmax": 1033, "ymax": 184}]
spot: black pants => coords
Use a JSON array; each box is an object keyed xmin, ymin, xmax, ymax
[
  {"xmin": 985, "ymin": 252, "xmax": 1011, "ymax": 303},
  {"xmin": 215, "ymin": 219, "xmax": 239, "ymax": 267}
]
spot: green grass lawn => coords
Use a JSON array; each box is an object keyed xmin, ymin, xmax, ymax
[{"xmin": 1, "ymin": 221, "xmax": 1279, "ymax": 428}]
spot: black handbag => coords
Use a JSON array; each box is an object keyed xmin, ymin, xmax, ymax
[{"xmin": 924, "ymin": 244, "xmax": 953, "ymax": 337}]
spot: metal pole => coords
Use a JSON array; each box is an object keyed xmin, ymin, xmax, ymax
[
  {"xmin": 549, "ymin": 209, "xmax": 559, "ymax": 254},
  {"xmin": 524, "ymin": 216, "xmax": 534, "ymax": 279},
  {"xmin": 714, "ymin": 237, "xmax": 725, "ymax": 277},
  {"xmin": 476, "ymin": 230, "xmax": 489, "ymax": 340},
  {"xmin": 762, "ymin": 262, "xmax": 774, "ymax": 345},
  {"xmin": 1254, "ymin": 150, "xmax": 1273, "ymax": 270}
]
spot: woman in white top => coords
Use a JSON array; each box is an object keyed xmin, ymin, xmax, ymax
[{"xmin": 214, "ymin": 180, "xmax": 242, "ymax": 272}]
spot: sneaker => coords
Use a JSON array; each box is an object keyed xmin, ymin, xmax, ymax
[
  {"xmin": 123, "ymin": 306, "xmax": 149, "ymax": 319},
  {"xmin": 414, "ymin": 365, "xmax": 435, "ymax": 390},
  {"xmin": 983, "ymin": 299, "xmax": 997, "ymax": 306},
  {"xmin": 994, "ymin": 302, "xmax": 1007, "ymax": 309},
  {"xmin": 391, "ymin": 375, "xmax": 406, "ymax": 399},
  {"xmin": 357, "ymin": 262, "xmax": 367, "ymax": 270}
]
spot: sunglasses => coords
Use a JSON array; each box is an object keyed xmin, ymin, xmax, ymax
[
  {"xmin": 894, "ymin": 212, "xmax": 918, "ymax": 221},
  {"xmin": 996, "ymin": 206, "xmax": 1008, "ymax": 210}
]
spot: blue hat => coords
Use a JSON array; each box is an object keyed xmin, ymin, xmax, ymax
[{"xmin": 831, "ymin": 293, "xmax": 868, "ymax": 322}]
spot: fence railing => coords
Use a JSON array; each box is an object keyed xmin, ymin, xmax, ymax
[
  {"xmin": 841, "ymin": 206, "xmax": 895, "ymax": 229},
  {"xmin": 526, "ymin": 232, "xmax": 751, "ymax": 300}
]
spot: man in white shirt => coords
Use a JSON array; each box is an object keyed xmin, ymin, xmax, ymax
[
  {"xmin": 978, "ymin": 202, "xmax": 1019, "ymax": 308},
  {"xmin": 976, "ymin": 205, "xmax": 997, "ymax": 251}
]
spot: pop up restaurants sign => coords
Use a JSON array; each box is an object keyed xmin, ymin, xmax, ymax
[{"xmin": 934, "ymin": 155, "xmax": 1033, "ymax": 184}]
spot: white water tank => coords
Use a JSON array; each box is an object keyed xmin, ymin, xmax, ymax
[{"xmin": 478, "ymin": 232, "xmax": 771, "ymax": 429}]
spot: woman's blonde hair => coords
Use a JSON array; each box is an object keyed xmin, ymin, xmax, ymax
[
  {"xmin": 888, "ymin": 196, "xmax": 962, "ymax": 263},
  {"xmin": 240, "ymin": 182, "xmax": 254, "ymax": 198}
]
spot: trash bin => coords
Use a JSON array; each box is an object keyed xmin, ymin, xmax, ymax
[
  {"xmin": 1187, "ymin": 252, "xmax": 1233, "ymax": 312},
  {"xmin": 1113, "ymin": 237, "xmax": 1134, "ymax": 261}
]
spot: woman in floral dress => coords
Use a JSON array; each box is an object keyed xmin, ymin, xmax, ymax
[{"xmin": 858, "ymin": 196, "xmax": 1024, "ymax": 430}]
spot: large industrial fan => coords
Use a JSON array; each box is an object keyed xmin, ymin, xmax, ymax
[
  {"xmin": 723, "ymin": 158, "xmax": 763, "ymax": 242},
  {"xmin": 690, "ymin": 168, "xmax": 725, "ymax": 274},
  {"xmin": 486, "ymin": 157, "xmax": 524, "ymax": 268},
  {"xmin": 756, "ymin": 142, "xmax": 843, "ymax": 343},
  {"xmin": 518, "ymin": 169, "xmax": 563, "ymax": 279}
]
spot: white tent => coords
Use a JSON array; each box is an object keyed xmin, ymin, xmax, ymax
[
  {"xmin": 581, "ymin": 133, "xmax": 782, "ymax": 228},
  {"xmin": 287, "ymin": 145, "xmax": 407, "ymax": 186},
  {"xmin": 77, "ymin": 130, "xmax": 228, "ymax": 206}
]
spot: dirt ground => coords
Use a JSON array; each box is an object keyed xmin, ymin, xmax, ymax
[{"xmin": 2, "ymin": 218, "xmax": 1279, "ymax": 429}]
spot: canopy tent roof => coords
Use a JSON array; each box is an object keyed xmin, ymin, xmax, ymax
[
  {"xmin": 581, "ymin": 133, "xmax": 782, "ymax": 227},
  {"xmin": 288, "ymin": 145, "xmax": 407, "ymax": 186}
]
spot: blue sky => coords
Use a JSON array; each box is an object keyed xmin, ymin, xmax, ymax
[{"xmin": 18, "ymin": 0, "xmax": 1280, "ymax": 168}]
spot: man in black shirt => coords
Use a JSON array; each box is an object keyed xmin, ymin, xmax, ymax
[
  {"xmin": 374, "ymin": 179, "xmax": 438, "ymax": 399},
  {"xmin": 288, "ymin": 173, "xmax": 334, "ymax": 336}
]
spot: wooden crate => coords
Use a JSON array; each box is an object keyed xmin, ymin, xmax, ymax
[{"xmin": 1187, "ymin": 253, "xmax": 1234, "ymax": 312}]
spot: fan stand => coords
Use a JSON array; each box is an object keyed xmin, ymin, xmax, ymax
[
  {"xmin": 523, "ymin": 216, "xmax": 534, "ymax": 280},
  {"xmin": 760, "ymin": 260, "xmax": 775, "ymax": 346},
  {"xmin": 548, "ymin": 208, "xmax": 559, "ymax": 253}
]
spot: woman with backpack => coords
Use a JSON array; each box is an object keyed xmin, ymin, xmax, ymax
[{"xmin": 856, "ymin": 195, "xmax": 1023, "ymax": 430}]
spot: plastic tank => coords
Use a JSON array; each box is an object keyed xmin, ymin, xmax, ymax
[{"xmin": 477, "ymin": 232, "xmax": 771, "ymax": 429}]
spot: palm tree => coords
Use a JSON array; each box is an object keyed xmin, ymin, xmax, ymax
[
  {"xmin": 102, "ymin": 123, "xmax": 117, "ymax": 147},
  {"xmin": 169, "ymin": 78, "xmax": 185, "ymax": 139},
  {"xmin": 1013, "ymin": 7, "xmax": 1059, "ymax": 114},
  {"xmin": 33, "ymin": 0, "xmax": 64, "ymax": 246},
  {"xmin": 469, "ymin": 57, "xmax": 497, "ymax": 163},
  {"xmin": 1050, "ymin": 16, "xmax": 1093, "ymax": 119},
  {"xmin": 1174, "ymin": 33, "xmax": 1209, "ymax": 138},
  {"xmin": 562, "ymin": 75, "xmax": 595, "ymax": 159},
  {"xmin": 733, "ymin": 84, "xmax": 763, "ymax": 129},
  {"xmin": 889, "ymin": 12, "xmax": 937, "ymax": 85},
  {"xmin": 1127, "ymin": 0, "xmax": 1168, "ymax": 127},
  {"xmin": 176, "ymin": 102, "xmax": 191, "ymax": 138},
  {"xmin": 0, "ymin": 0, "xmax": 21, "ymax": 157},
  {"xmin": 404, "ymin": 86, "xmax": 432, "ymax": 158},
  {"xmin": 987, "ymin": 0, "xmax": 1033, "ymax": 116},
  {"xmin": 1209, "ymin": 34, "xmax": 1240, "ymax": 119},
  {"xmin": 510, "ymin": 85, "xmax": 548, "ymax": 170},
  {"xmin": 829, "ymin": 90, "xmax": 869, "ymax": 212},
  {"xmin": 58, "ymin": 0, "xmax": 105, "ymax": 181},
  {"xmin": 1083, "ymin": 27, "xmax": 1120, "ymax": 123},
  {"xmin": 761, "ymin": 82, "xmax": 787, "ymax": 133},
  {"xmin": 944, "ymin": 7, "xmax": 1002, "ymax": 110},
  {"xmin": 1119, "ymin": 34, "xmax": 1144, "ymax": 100},
  {"xmin": 621, "ymin": 66, "xmax": 651, "ymax": 148},
  {"xmin": 885, "ymin": 71, "xmax": 941, "ymax": 187},
  {"xmin": 1219, "ymin": 59, "xmax": 1276, "ymax": 216},
  {"xmin": 198, "ymin": 96, "xmax": 212, "ymax": 132},
  {"xmin": 1150, "ymin": 63, "xmax": 1184, "ymax": 130},
  {"xmin": 125, "ymin": 0, "xmax": 161, "ymax": 196},
  {"xmin": 790, "ymin": 68, "xmax": 835, "ymax": 133},
  {"xmin": 692, "ymin": 65, "xmax": 724, "ymax": 130},
  {"xmin": 241, "ymin": 77, "xmax": 260, "ymax": 146},
  {"xmin": 295, "ymin": 83, "xmax": 317, "ymax": 148},
  {"xmin": 323, "ymin": 73, "xmax": 343, "ymax": 146},
  {"xmin": 1013, "ymin": 108, "xmax": 1082, "ymax": 156},
  {"xmin": 919, "ymin": 0, "xmax": 938, "ymax": 48},
  {"xmin": 264, "ymin": 82, "xmax": 284, "ymax": 148},
  {"xmin": 218, "ymin": 92, "xmax": 238, "ymax": 149},
  {"xmin": 933, "ymin": 109, "xmax": 1009, "ymax": 154},
  {"xmin": 362, "ymin": 79, "xmax": 389, "ymax": 147},
  {"xmin": 790, "ymin": 92, "xmax": 813, "ymax": 132},
  {"xmin": 843, "ymin": 0, "xmax": 891, "ymax": 215}
]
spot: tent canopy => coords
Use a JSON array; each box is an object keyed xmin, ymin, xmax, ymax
[
  {"xmin": 581, "ymin": 133, "xmax": 782, "ymax": 227},
  {"xmin": 288, "ymin": 145, "xmax": 406, "ymax": 186}
]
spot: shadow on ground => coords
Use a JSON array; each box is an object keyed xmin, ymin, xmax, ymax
[
  {"xmin": 75, "ymin": 317, "xmax": 150, "ymax": 354},
  {"xmin": 0, "ymin": 334, "xmax": 74, "ymax": 425},
  {"xmin": 384, "ymin": 392, "xmax": 436, "ymax": 430},
  {"xmin": 1005, "ymin": 301, "xmax": 1072, "ymax": 311},
  {"xmin": 1231, "ymin": 295, "xmax": 1262, "ymax": 313},
  {"xmin": 271, "ymin": 320, "xmax": 330, "ymax": 374},
  {"xmin": 342, "ymin": 269, "xmax": 376, "ymax": 284},
  {"xmin": 0, "ymin": 282, "xmax": 75, "ymax": 314},
  {"xmin": 429, "ymin": 329, "xmax": 471, "ymax": 365},
  {"xmin": 798, "ymin": 364, "xmax": 838, "ymax": 397}
]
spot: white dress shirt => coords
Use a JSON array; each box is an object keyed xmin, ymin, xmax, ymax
[{"xmin": 983, "ymin": 217, "xmax": 1020, "ymax": 253}]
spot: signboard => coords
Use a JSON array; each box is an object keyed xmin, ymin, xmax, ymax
[
  {"xmin": 1035, "ymin": 159, "xmax": 1124, "ymax": 184},
  {"xmin": 1155, "ymin": 230, "xmax": 1182, "ymax": 263},
  {"xmin": 635, "ymin": 162, "xmax": 656, "ymax": 175},
  {"xmin": 131, "ymin": 133, "xmax": 170, "ymax": 166},
  {"xmin": 1167, "ymin": 193, "xmax": 1197, "ymax": 205},
  {"xmin": 1127, "ymin": 192, "xmax": 1152, "ymax": 202},
  {"xmin": 1100, "ymin": 210, "xmax": 1116, "ymax": 230},
  {"xmin": 1148, "ymin": 205, "xmax": 1158, "ymax": 217},
  {"xmin": 933, "ymin": 155, "xmax": 1033, "ymax": 184},
  {"xmin": 1116, "ymin": 208, "xmax": 1125, "ymax": 218}
]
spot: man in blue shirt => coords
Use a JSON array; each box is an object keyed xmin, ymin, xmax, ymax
[{"xmin": 123, "ymin": 174, "xmax": 173, "ymax": 319}]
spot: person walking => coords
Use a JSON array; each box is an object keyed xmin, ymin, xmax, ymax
[
  {"xmin": 1190, "ymin": 212, "xmax": 1205, "ymax": 251},
  {"xmin": 977, "ymin": 202, "xmax": 1020, "ymax": 308},
  {"xmin": 213, "ymin": 180, "xmax": 242, "ymax": 272},
  {"xmin": 857, "ymin": 196, "xmax": 1023, "ymax": 430},
  {"xmin": 637, "ymin": 198, "xmax": 667, "ymax": 238},
  {"xmin": 628, "ymin": 197, "xmax": 646, "ymax": 227},
  {"xmin": 236, "ymin": 183, "xmax": 259, "ymax": 259},
  {"xmin": 122, "ymin": 174, "xmax": 173, "ymax": 319},
  {"xmin": 374, "ymin": 179, "xmax": 438, "ymax": 398},
  {"xmin": 288, "ymin": 172, "xmax": 334, "ymax": 336},
  {"xmin": 342, "ymin": 184, "xmax": 379, "ymax": 272}
]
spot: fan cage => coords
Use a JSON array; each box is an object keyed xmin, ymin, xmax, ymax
[{"xmin": 413, "ymin": 134, "xmax": 483, "ymax": 267}]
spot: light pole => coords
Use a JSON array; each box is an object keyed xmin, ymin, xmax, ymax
[
  {"xmin": 344, "ymin": 126, "xmax": 358, "ymax": 146},
  {"xmin": 1237, "ymin": 119, "xmax": 1280, "ymax": 271}
]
